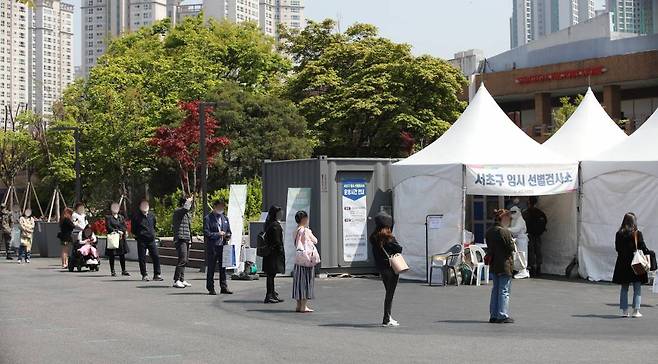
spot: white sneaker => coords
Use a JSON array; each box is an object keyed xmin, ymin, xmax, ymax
[
  {"xmin": 182, "ymin": 281, "xmax": 191, "ymax": 287},
  {"xmin": 25, "ymin": 259, "xmax": 30, "ymax": 263},
  {"xmin": 632, "ymin": 310, "xmax": 642, "ymax": 318},
  {"xmin": 382, "ymin": 320, "xmax": 400, "ymax": 327},
  {"xmin": 514, "ymin": 269, "xmax": 530, "ymax": 279},
  {"xmin": 17, "ymin": 259, "xmax": 22, "ymax": 264},
  {"xmin": 86, "ymin": 259, "xmax": 94, "ymax": 265},
  {"xmin": 621, "ymin": 309, "xmax": 629, "ymax": 318},
  {"xmin": 173, "ymin": 280, "xmax": 185, "ymax": 288}
]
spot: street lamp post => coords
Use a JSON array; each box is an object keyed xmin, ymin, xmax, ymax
[
  {"xmin": 51, "ymin": 126, "xmax": 81, "ymax": 202},
  {"xmin": 198, "ymin": 101, "xmax": 216, "ymax": 273}
]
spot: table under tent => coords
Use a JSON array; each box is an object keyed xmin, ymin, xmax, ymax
[
  {"xmin": 389, "ymin": 85, "xmax": 578, "ymax": 281},
  {"xmin": 580, "ymin": 108, "xmax": 658, "ymax": 281},
  {"xmin": 540, "ymin": 88, "xmax": 628, "ymax": 276}
]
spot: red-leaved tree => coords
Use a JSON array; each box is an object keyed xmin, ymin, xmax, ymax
[{"xmin": 150, "ymin": 101, "xmax": 230, "ymax": 194}]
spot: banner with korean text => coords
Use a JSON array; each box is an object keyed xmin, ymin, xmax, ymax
[
  {"xmin": 342, "ymin": 180, "xmax": 368, "ymax": 263},
  {"xmin": 465, "ymin": 164, "xmax": 578, "ymax": 196}
]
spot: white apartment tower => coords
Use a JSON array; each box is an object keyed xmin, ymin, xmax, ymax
[
  {"xmin": 1, "ymin": 0, "xmax": 30, "ymax": 122},
  {"xmin": 606, "ymin": 0, "xmax": 656, "ymax": 34},
  {"xmin": 511, "ymin": 0, "xmax": 596, "ymax": 48},
  {"xmin": 259, "ymin": 0, "xmax": 304, "ymax": 38},
  {"xmin": 30, "ymin": 0, "xmax": 74, "ymax": 117},
  {"xmin": 203, "ymin": 0, "xmax": 259, "ymax": 23},
  {"xmin": 81, "ymin": 0, "xmax": 178, "ymax": 76}
]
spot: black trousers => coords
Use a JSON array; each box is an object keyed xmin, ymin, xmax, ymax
[
  {"xmin": 380, "ymin": 268, "xmax": 399, "ymax": 323},
  {"xmin": 137, "ymin": 240, "xmax": 161, "ymax": 277},
  {"xmin": 107, "ymin": 249, "xmax": 126, "ymax": 273},
  {"xmin": 174, "ymin": 240, "xmax": 190, "ymax": 282},
  {"xmin": 206, "ymin": 244, "xmax": 228, "ymax": 292},
  {"xmin": 266, "ymin": 273, "xmax": 277, "ymax": 297},
  {"xmin": 528, "ymin": 234, "xmax": 543, "ymax": 270},
  {"xmin": 3, "ymin": 232, "xmax": 10, "ymax": 257}
]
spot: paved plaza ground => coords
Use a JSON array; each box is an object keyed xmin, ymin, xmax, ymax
[{"xmin": 1, "ymin": 258, "xmax": 658, "ymax": 364}]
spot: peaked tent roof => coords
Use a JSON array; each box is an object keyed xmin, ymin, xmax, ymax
[
  {"xmin": 583, "ymin": 107, "xmax": 658, "ymax": 180},
  {"xmin": 543, "ymin": 88, "xmax": 627, "ymax": 160},
  {"xmin": 391, "ymin": 84, "xmax": 573, "ymax": 186}
]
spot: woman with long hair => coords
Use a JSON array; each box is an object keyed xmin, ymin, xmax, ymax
[
  {"xmin": 262, "ymin": 205, "xmax": 285, "ymax": 303},
  {"xmin": 106, "ymin": 202, "xmax": 130, "ymax": 277},
  {"xmin": 292, "ymin": 210, "xmax": 317, "ymax": 313},
  {"xmin": 370, "ymin": 212, "xmax": 403, "ymax": 327},
  {"xmin": 486, "ymin": 209, "xmax": 515, "ymax": 324},
  {"xmin": 58, "ymin": 208, "xmax": 75, "ymax": 268},
  {"xmin": 613, "ymin": 212, "xmax": 649, "ymax": 318}
]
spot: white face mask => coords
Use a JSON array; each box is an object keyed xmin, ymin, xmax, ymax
[
  {"xmin": 216, "ymin": 209, "xmax": 225, "ymax": 215},
  {"xmin": 183, "ymin": 200, "xmax": 192, "ymax": 210},
  {"xmin": 24, "ymin": 210, "xmax": 32, "ymax": 217},
  {"xmin": 77, "ymin": 209, "xmax": 85, "ymax": 215},
  {"xmin": 140, "ymin": 205, "xmax": 149, "ymax": 213},
  {"xmin": 111, "ymin": 205, "xmax": 120, "ymax": 214}
]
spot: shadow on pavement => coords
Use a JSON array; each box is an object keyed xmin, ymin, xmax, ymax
[
  {"xmin": 604, "ymin": 303, "xmax": 654, "ymax": 308},
  {"xmin": 101, "ymin": 279, "xmax": 134, "ymax": 282},
  {"xmin": 572, "ymin": 314, "xmax": 624, "ymax": 319},
  {"xmin": 436, "ymin": 320, "xmax": 489, "ymax": 324},
  {"xmin": 135, "ymin": 285, "xmax": 170, "ymax": 289},
  {"xmin": 246, "ymin": 309, "xmax": 296, "ymax": 314},
  {"xmin": 319, "ymin": 323, "xmax": 382, "ymax": 329},
  {"xmin": 75, "ymin": 274, "xmax": 106, "ymax": 278},
  {"xmin": 168, "ymin": 292, "xmax": 208, "ymax": 295},
  {"xmin": 223, "ymin": 300, "xmax": 265, "ymax": 304}
]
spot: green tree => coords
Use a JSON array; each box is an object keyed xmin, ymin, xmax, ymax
[
  {"xmin": 0, "ymin": 126, "xmax": 39, "ymax": 188},
  {"xmin": 210, "ymin": 82, "xmax": 312, "ymax": 182},
  {"xmin": 552, "ymin": 94, "xmax": 584, "ymax": 133},
  {"xmin": 55, "ymin": 16, "xmax": 291, "ymax": 208},
  {"xmin": 280, "ymin": 20, "xmax": 467, "ymax": 157}
]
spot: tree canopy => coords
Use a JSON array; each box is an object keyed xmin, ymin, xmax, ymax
[{"xmin": 280, "ymin": 20, "xmax": 467, "ymax": 157}]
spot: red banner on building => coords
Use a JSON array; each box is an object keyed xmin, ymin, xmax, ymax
[{"xmin": 515, "ymin": 65, "xmax": 606, "ymax": 85}]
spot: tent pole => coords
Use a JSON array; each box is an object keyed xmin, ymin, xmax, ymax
[{"xmin": 461, "ymin": 165, "xmax": 467, "ymax": 245}]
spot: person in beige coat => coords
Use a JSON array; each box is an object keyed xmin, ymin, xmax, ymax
[{"xmin": 18, "ymin": 209, "xmax": 35, "ymax": 264}]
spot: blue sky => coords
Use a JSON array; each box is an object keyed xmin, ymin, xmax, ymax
[{"xmin": 69, "ymin": 0, "xmax": 606, "ymax": 67}]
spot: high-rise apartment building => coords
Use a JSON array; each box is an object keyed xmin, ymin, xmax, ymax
[
  {"xmin": 203, "ymin": 0, "xmax": 259, "ymax": 24},
  {"xmin": 259, "ymin": 0, "xmax": 304, "ymax": 38},
  {"xmin": 81, "ymin": 0, "xmax": 179, "ymax": 76},
  {"xmin": 1, "ymin": 0, "xmax": 30, "ymax": 122},
  {"xmin": 606, "ymin": 0, "xmax": 656, "ymax": 34},
  {"xmin": 30, "ymin": 0, "xmax": 74, "ymax": 117},
  {"xmin": 510, "ymin": 0, "xmax": 596, "ymax": 48}
]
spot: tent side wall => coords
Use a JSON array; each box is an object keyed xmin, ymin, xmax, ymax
[
  {"xmin": 580, "ymin": 163, "xmax": 658, "ymax": 281},
  {"xmin": 392, "ymin": 164, "xmax": 463, "ymax": 281},
  {"xmin": 536, "ymin": 193, "xmax": 577, "ymax": 276}
]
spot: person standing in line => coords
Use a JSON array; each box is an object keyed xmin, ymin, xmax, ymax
[
  {"xmin": 1, "ymin": 203, "xmax": 13, "ymax": 260},
  {"xmin": 486, "ymin": 209, "xmax": 516, "ymax": 324},
  {"xmin": 105, "ymin": 202, "xmax": 130, "ymax": 277},
  {"xmin": 523, "ymin": 196, "xmax": 547, "ymax": 277},
  {"xmin": 10, "ymin": 206, "xmax": 22, "ymax": 257},
  {"xmin": 370, "ymin": 212, "xmax": 403, "ymax": 327},
  {"xmin": 172, "ymin": 196, "xmax": 193, "ymax": 288},
  {"xmin": 58, "ymin": 208, "xmax": 75, "ymax": 268},
  {"xmin": 262, "ymin": 205, "xmax": 285, "ymax": 304},
  {"xmin": 130, "ymin": 199, "xmax": 162, "ymax": 282},
  {"xmin": 71, "ymin": 203, "xmax": 88, "ymax": 243},
  {"xmin": 292, "ymin": 210, "xmax": 317, "ymax": 313},
  {"xmin": 18, "ymin": 209, "xmax": 36, "ymax": 264},
  {"xmin": 613, "ymin": 212, "xmax": 649, "ymax": 318},
  {"xmin": 204, "ymin": 199, "xmax": 233, "ymax": 295}
]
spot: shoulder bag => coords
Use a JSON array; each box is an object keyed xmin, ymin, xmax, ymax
[
  {"xmin": 256, "ymin": 230, "xmax": 271, "ymax": 257},
  {"xmin": 294, "ymin": 228, "xmax": 321, "ymax": 268},
  {"xmin": 382, "ymin": 244, "xmax": 409, "ymax": 274},
  {"xmin": 107, "ymin": 232, "xmax": 121, "ymax": 250},
  {"xmin": 631, "ymin": 231, "xmax": 650, "ymax": 276}
]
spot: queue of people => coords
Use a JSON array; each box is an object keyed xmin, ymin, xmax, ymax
[{"xmin": 7, "ymin": 195, "xmax": 654, "ymax": 326}]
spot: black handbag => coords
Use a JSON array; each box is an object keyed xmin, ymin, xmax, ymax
[{"xmin": 256, "ymin": 231, "xmax": 271, "ymax": 257}]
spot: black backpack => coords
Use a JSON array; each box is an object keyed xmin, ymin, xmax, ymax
[{"xmin": 256, "ymin": 231, "xmax": 271, "ymax": 257}]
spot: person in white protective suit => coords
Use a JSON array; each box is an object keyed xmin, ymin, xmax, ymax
[{"xmin": 508, "ymin": 205, "xmax": 530, "ymax": 279}]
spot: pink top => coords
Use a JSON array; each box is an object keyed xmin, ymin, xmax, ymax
[{"xmin": 294, "ymin": 226, "xmax": 317, "ymax": 250}]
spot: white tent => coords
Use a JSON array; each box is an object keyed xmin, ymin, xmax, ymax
[
  {"xmin": 580, "ymin": 107, "xmax": 658, "ymax": 281},
  {"xmin": 540, "ymin": 88, "xmax": 628, "ymax": 276},
  {"xmin": 390, "ymin": 85, "xmax": 578, "ymax": 281}
]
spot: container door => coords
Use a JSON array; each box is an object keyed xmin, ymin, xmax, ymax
[{"xmin": 336, "ymin": 171, "xmax": 379, "ymax": 268}]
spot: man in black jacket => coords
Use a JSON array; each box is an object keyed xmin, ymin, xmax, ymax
[
  {"xmin": 131, "ymin": 199, "xmax": 162, "ymax": 281},
  {"xmin": 204, "ymin": 199, "xmax": 233, "ymax": 295},
  {"xmin": 172, "ymin": 196, "xmax": 193, "ymax": 288},
  {"xmin": 522, "ymin": 196, "xmax": 547, "ymax": 276}
]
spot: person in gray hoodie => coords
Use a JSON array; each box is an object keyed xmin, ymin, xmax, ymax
[{"xmin": 172, "ymin": 196, "xmax": 193, "ymax": 288}]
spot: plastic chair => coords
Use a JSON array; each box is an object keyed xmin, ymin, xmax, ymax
[
  {"xmin": 469, "ymin": 245, "xmax": 489, "ymax": 286},
  {"xmin": 429, "ymin": 244, "xmax": 463, "ymax": 286}
]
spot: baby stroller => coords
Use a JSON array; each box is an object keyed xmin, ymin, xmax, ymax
[
  {"xmin": 68, "ymin": 242, "xmax": 101, "ymax": 272},
  {"xmin": 68, "ymin": 225, "xmax": 100, "ymax": 272}
]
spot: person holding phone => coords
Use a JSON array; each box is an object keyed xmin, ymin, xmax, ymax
[{"xmin": 204, "ymin": 199, "xmax": 233, "ymax": 295}]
